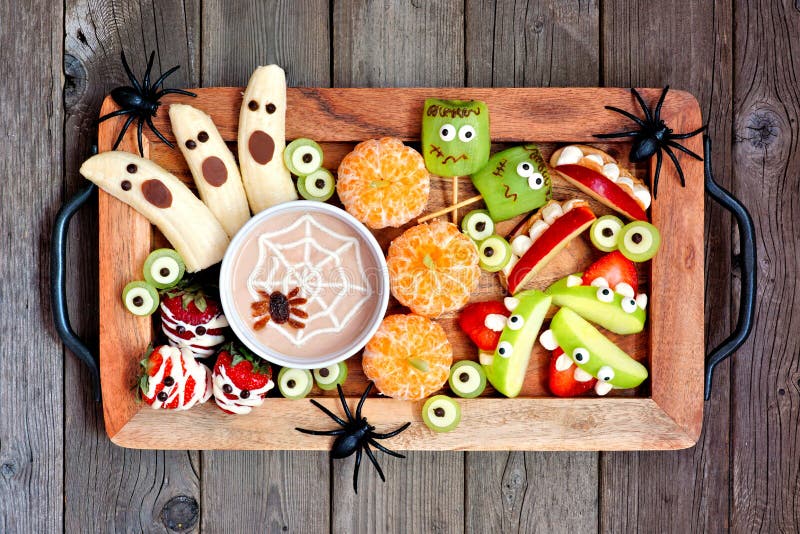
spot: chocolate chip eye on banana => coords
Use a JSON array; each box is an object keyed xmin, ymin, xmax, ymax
[
  {"xmin": 238, "ymin": 65, "xmax": 298, "ymax": 213},
  {"xmin": 169, "ymin": 103, "xmax": 251, "ymax": 238},
  {"xmin": 80, "ymin": 151, "xmax": 230, "ymax": 272}
]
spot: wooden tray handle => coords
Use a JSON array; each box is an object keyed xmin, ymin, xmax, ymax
[
  {"xmin": 51, "ymin": 181, "xmax": 102, "ymax": 402},
  {"xmin": 703, "ymin": 135, "xmax": 757, "ymax": 400}
]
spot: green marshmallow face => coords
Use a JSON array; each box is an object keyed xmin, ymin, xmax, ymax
[
  {"xmin": 421, "ymin": 99, "xmax": 490, "ymax": 177},
  {"xmin": 470, "ymin": 144, "xmax": 552, "ymax": 222},
  {"xmin": 545, "ymin": 274, "xmax": 647, "ymax": 335},
  {"xmin": 547, "ymin": 307, "xmax": 648, "ymax": 390}
]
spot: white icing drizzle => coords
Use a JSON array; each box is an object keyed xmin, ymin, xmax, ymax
[
  {"xmin": 160, "ymin": 302, "xmax": 228, "ymax": 357},
  {"xmin": 246, "ymin": 214, "xmax": 374, "ymax": 347},
  {"xmin": 212, "ymin": 366, "xmax": 274, "ymax": 414},
  {"xmin": 145, "ymin": 346, "xmax": 211, "ymax": 410}
]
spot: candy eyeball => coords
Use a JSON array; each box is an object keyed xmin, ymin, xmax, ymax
[
  {"xmin": 458, "ymin": 125, "xmax": 476, "ymax": 142},
  {"xmin": 507, "ymin": 314, "xmax": 524, "ymax": 331},
  {"xmin": 497, "ymin": 341, "xmax": 513, "ymax": 358},
  {"xmin": 596, "ymin": 287, "xmax": 614, "ymax": 303},
  {"xmin": 572, "ymin": 347, "xmax": 590, "ymax": 364},
  {"xmin": 528, "ymin": 172, "xmax": 545, "ymax": 190},
  {"xmin": 597, "ymin": 365, "xmax": 615, "ymax": 382},
  {"xmin": 439, "ymin": 124, "xmax": 456, "ymax": 142},
  {"xmin": 621, "ymin": 298, "xmax": 638, "ymax": 314},
  {"xmin": 516, "ymin": 161, "xmax": 534, "ymax": 178}
]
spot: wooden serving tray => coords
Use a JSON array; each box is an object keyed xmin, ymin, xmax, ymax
[{"xmin": 97, "ymin": 87, "xmax": 704, "ymax": 450}]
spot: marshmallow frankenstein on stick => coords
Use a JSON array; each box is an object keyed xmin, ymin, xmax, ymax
[
  {"xmin": 238, "ymin": 65, "xmax": 297, "ymax": 213},
  {"xmin": 169, "ymin": 104, "xmax": 250, "ymax": 237},
  {"xmin": 421, "ymin": 99, "xmax": 491, "ymax": 221},
  {"xmin": 80, "ymin": 152, "xmax": 229, "ymax": 272},
  {"xmin": 418, "ymin": 145, "xmax": 551, "ymax": 223}
]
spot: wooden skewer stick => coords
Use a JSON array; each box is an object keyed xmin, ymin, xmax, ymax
[
  {"xmin": 418, "ymin": 194, "xmax": 483, "ymax": 224},
  {"xmin": 452, "ymin": 176, "xmax": 459, "ymax": 223}
]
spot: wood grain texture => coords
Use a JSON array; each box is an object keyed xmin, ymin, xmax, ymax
[
  {"xmin": 731, "ymin": 1, "xmax": 800, "ymax": 531},
  {"xmin": 0, "ymin": 2, "xmax": 64, "ymax": 532},
  {"xmin": 464, "ymin": 3, "xmax": 602, "ymax": 533},
  {"xmin": 599, "ymin": 1, "xmax": 734, "ymax": 533},
  {"xmin": 196, "ymin": 3, "xmax": 332, "ymax": 532},
  {"xmin": 63, "ymin": 1, "xmax": 202, "ymax": 532}
]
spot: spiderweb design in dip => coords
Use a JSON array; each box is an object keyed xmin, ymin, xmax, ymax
[{"xmin": 229, "ymin": 211, "xmax": 381, "ymax": 359}]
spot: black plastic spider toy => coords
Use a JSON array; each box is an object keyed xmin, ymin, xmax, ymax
[
  {"xmin": 594, "ymin": 86, "xmax": 707, "ymax": 198},
  {"xmin": 296, "ymin": 382, "xmax": 410, "ymax": 493},
  {"xmin": 97, "ymin": 51, "xmax": 196, "ymax": 156}
]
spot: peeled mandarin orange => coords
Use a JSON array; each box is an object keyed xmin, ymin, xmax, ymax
[
  {"xmin": 387, "ymin": 220, "xmax": 481, "ymax": 317},
  {"xmin": 362, "ymin": 314, "xmax": 452, "ymax": 400},
  {"xmin": 336, "ymin": 137, "xmax": 430, "ymax": 229}
]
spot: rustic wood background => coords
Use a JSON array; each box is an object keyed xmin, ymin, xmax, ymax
[{"xmin": 0, "ymin": 0, "xmax": 796, "ymax": 532}]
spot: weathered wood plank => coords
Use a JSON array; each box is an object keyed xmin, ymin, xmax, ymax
[
  {"xmin": 331, "ymin": 1, "xmax": 466, "ymax": 531},
  {"xmin": 731, "ymin": 1, "xmax": 800, "ymax": 531},
  {"xmin": 464, "ymin": 2, "xmax": 601, "ymax": 532},
  {"xmin": 198, "ymin": 2, "xmax": 332, "ymax": 532},
  {"xmin": 0, "ymin": 1, "xmax": 64, "ymax": 532},
  {"xmin": 63, "ymin": 1, "xmax": 203, "ymax": 532},
  {"xmin": 599, "ymin": 0, "xmax": 734, "ymax": 532}
]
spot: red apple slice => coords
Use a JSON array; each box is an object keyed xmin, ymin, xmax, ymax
[
  {"xmin": 554, "ymin": 164, "xmax": 648, "ymax": 221},
  {"xmin": 506, "ymin": 206, "xmax": 596, "ymax": 293}
]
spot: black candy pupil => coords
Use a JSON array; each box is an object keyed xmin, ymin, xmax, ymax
[
  {"xmin": 176, "ymin": 325, "xmax": 185, "ymax": 334},
  {"xmin": 602, "ymin": 228, "xmax": 614, "ymax": 237},
  {"xmin": 222, "ymin": 384, "xmax": 233, "ymax": 394},
  {"xmin": 319, "ymin": 368, "xmax": 330, "ymax": 378},
  {"xmin": 121, "ymin": 180, "xmax": 132, "ymax": 191},
  {"xmin": 287, "ymin": 379, "xmax": 296, "ymax": 388},
  {"xmin": 240, "ymin": 390, "xmax": 250, "ymax": 399},
  {"xmin": 157, "ymin": 391, "xmax": 168, "ymax": 401},
  {"xmin": 163, "ymin": 376, "xmax": 174, "ymax": 387},
  {"xmin": 442, "ymin": 128, "xmax": 450, "ymax": 136},
  {"xmin": 465, "ymin": 131, "xmax": 472, "ymax": 138},
  {"xmin": 485, "ymin": 247, "xmax": 494, "ymax": 257},
  {"xmin": 459, "ymin": 372, "xmax": 470, "ymax": 383},
  {"xmin": 126, "ymin": 164, "xmax": 137, "ymax": 174},
  {"xmin": 248, "ymin": 100, "xmax": 258, "ymax": 111},
  {"xmin": 266, "ymin": 103, "xmax": 276, "ymax": 113},
  {"xmin": 315, "ymin": 179, "xmax": 325, "ymax": 189},
  {"xmin": 632, "ymin": 233, "xmax": 643, "ymax": 244},
  {"xmin": 475, "ymin": 221, "xmax": 486, "ymax": 232},
  {"xmin": 159, "ymin": 267, "xmax": 171, "ymax": 276},
  {"xmin": 132, "ymin": 296, "xmax": 143, "ymax": 307},
  {"xmin": 302, "ymin": 153, "xmax": 313, "ymax": 163},
  {"xmin": 196, "ymin": 326, "xmax": 206, "ymax": 336},
  {"xmin": 434, "ymin": 407, "xmax": 445, "ymax": 417},
  {"xmin": 198, "ymin": 131, "xmax": 209, "ymax": 142}
]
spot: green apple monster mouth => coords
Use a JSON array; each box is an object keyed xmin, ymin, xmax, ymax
[{"xmin": 429, "ymin": 144, "xmax": 468, "ymax": 165}]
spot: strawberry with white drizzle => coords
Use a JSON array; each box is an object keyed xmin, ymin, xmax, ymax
[
  {"xmin": 160, "ymin": 283, "xmax": 228, "ymax": 357},
  {"xmin": 139, "ymin": 345, "xmax": 212, "ymax": 410},
  {"xmin": 212, "ymin": 343, "xmax": 274, "ymax": 414}
]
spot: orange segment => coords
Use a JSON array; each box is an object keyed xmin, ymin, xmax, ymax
[
  {"xmin": 337, "ymin": 137, "xmax": 430, "ymax": 229},
  {"xmin": 362, "ymin": 314, "xmax": 452, "ymax": 400},
  {"xmin": 387, "ymin": 220, "xmax": 480, "ymax": 317}
]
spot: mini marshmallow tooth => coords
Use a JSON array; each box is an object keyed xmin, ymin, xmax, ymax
[
  {"xmin": 556, "ymin": 145, "xmax": 583, "ymax": 166},
  {"xmin": 595, "ymin": 381, "xmax": 613, "ymax": 396},
  {"xmin": 484, "ymin": 313, "xmax": 508, "ymax": 332},
  {"xmin": 528, "ymin": 219, "xmax": 550, "ymax": 242},
  {"xmin": 636, "ymin": 293, "xmax": 648, "ymax": 310},
  {"xmin": 478, "ymin": 351, "xmax": 495, "ymax": 366},
  {"xmin": 511, "ymin": 235, "xmax": 533, "ymax": 257},
  {"xmin": 567, "ymin": 274, "xmax": 583, "ymax": 287},
  {"xmin": 555, "ymin": 353, "xmax": 574, "ymax": 372},
  {"xmin": 584, "ymin": 154, "xmax": 605, "ymax": 167},
  {"xmin": 561, "ymin": 198, "xmax": 583, "ymax": 213},
  {"xmin": 539, "ymin": 329, "xmax": 558, "ymax": 351},
  {"xmin": 616, "ymin": 176, "xmax": 635, "ymax": 189},
  {"xmin": 573, "ymin": 367, "xmax": 595, "ymax": 382},
  {"xmin": 501, "ymin": 254, "xmax": 519, "ymax": 276},
  {"xmin": 590, "ymin": 276, "xmax": 609, "ymax": 288},
  {"xmin": 504, "ymin": 296, "xmax": 520, "ymax": 312},
  {"xmin": 541, "ymin": 202, "xmax": 564, "ymax": 225},
  {"xmin": 633, "ymin": 185, "xmax": 652, "ymax": 209},
  {"xmin": 602, "ymin": 163, "xmax": 620, "ymax": 181},
  {"xmin": 615, "ymin": 282, "xmax": 635, "ymax": 298}
]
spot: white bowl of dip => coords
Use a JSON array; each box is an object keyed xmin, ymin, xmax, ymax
[{"xmin": 219, "ymin": 201, "xmax": 390, "ymax": 369}]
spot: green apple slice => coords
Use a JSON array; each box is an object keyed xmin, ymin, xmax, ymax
[
  {"xmin": 478, "ymin": 235, "xmax": 512, "ymax": 272},
  {"xmin": 143, "ymin": 248, "xmax": 185, "ymax": 289},
  {"xmin": 448, "ymin": 361, "xmax": 487, "ymax": 398},
  {"xmin": 284, "ymin": 138, "xmax": 324, "ymax": 176},
  {"xmin": 297, "ymin": 169, "xmax": 335, "ymax": 201},
  {"xmin": 590, "ymin": 215, "xmax": 624, "ymax": 252},
  {"xmin": 545, "ymin": 274, "xmax": 646, "ymax": 334},
  {"xmin": 278, "ymin": 367, "xmax": 313, "ymax": 399},
  {"xmin": 122, "ymin": 281, "xmax": 159, "ymax": 316},
  {"xmin": 618, "ymin": 221, "xmax": 661, "ymax": 262},
  {"xmin": 461, "ymin": 209, "xmax": 495, "ymax": 242},
  {"xmin": 313, "ymin": 361, "xmax": 348, "ymax": 390},
  {"xmin": 421, "ymin": 395, "xmax": 462, "ymax": 432},
  {"xmin": 547, "ymin": 307, "xmax": 648, "ymax": 389},
  {"xmin": 483, "ymin": 290, "xmax": 552, "ymax": 397}
]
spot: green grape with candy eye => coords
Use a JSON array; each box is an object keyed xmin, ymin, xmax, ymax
[
  {"xmin": 470, "ymin": 144, "xmax": 552, "ymax": 222},
  {"xmin": 421, "ymin": 99, "xmax": 490, "ymax": 177}
]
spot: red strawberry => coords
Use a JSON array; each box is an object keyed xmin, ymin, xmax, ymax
[
  {"xmin": 139, "ymin": 345, "xmax": 211, "ymax": 410},
  {"xmin": 160, "ymin": 283, "xmax": 228, "ymax": 357},
  {"xmin": 458, "ymin": 300, "xmax": 510, "ymax": 351},
  {"xmin": 212, "ymin": 343, "xmax": 274, "ymax": 414},
  {"xmin": 548, "ymin": 347, "xmax": 597, "ymax": 397},
  {"xmin": 581, "ymin": 251, "xmax": 638, "ymax": 293}
]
